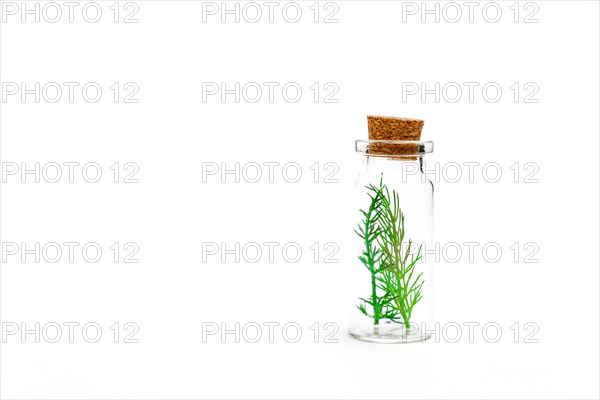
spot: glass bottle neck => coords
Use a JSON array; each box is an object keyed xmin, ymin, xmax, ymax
[{"xmin": 363, "ymin": 155, "xmax": 425, "ymax": 171}]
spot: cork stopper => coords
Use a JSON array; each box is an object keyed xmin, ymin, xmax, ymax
[{"xmin": 367, "ymin": 116, "xmax": 424, "ymax": 157}]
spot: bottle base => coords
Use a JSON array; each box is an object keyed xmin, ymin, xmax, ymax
[{"xmin": 349, "ymin": 321, "xmax": 431, "ymax": 344}]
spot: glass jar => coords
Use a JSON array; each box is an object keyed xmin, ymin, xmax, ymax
[{"xmin": 349, "ymin": 139, "xmax": 434, "ymax": 343}]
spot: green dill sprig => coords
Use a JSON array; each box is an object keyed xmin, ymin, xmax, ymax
[
  {"xmin": 355, "ymin": 182, "xmax": 397, "ymax": 325},
  {"xmin": 355, "ymin": 181, "xmax": 425, "ymax": 331}
]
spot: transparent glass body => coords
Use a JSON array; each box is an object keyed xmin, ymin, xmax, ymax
[{"xmin": 349, "ymin": 140, "xmax": 434, "ymax": 344}]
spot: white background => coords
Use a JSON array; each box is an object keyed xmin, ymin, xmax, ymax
[{"xmin": 0, "ymin": 1, "xmax": 599, "ymax": 399}]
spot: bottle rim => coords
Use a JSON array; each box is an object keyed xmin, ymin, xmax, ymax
[{"xmin": 355, "ymin": 140, "xmax": 434, "ymax": 157}]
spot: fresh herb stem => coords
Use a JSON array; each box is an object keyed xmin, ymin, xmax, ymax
[{"xmin": 356, "ymin": 180, "xmax": 425, "ymax": 332}]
